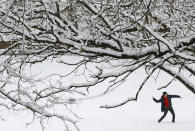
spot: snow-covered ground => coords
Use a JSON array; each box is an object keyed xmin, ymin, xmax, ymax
[
  {"xmin": 76, "ymin": 69, "xmax": 195, "ymax": 131},
  {"xmin": 0, "ymin": 63, "xmax": 194, "ymax": 131}
]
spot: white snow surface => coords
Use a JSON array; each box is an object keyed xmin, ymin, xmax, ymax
[{"xmin": 0, "ymin": 62, "xmax": 194, "ymax": 131}]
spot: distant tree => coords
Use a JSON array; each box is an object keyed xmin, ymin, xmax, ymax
[{"xmin": 0, "ymin": 0, "xmax": 194, "ymax": 130}]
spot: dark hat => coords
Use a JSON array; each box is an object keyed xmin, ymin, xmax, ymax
[{"xmin": 163, "ymin": 92, "xmax": 167, "ymax": 95}]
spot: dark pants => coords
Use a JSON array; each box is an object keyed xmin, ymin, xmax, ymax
[{"xmin": 159, "ymin": 106, "xmax": 175, "ymax": 122}]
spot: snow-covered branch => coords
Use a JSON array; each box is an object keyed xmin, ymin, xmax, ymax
[{"xmin": 0, "ymin": 0, "xmax": 195, "ymax": 130}]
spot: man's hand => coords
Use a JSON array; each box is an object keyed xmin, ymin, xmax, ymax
[
  {"xmin": 180, "ymin": 96, "xmax": 182, "ymax": 99},
  {"xmin": 152, "ymin": 96, "xmax": 154, "ymax": 99}
]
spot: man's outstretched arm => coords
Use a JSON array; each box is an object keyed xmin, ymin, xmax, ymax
[
  {"xmin": 152, "ymin": 96, "xmax": 161, "ymax": 103},
  {"xmin": 169, "ymin": 95, "xmax": 182, "ymax": 98}
]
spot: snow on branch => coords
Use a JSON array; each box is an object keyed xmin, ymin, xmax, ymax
[
  {"xmin": 0, "ymin": 0, "xmax": 195, "ymax": 130},
  {"xmin": 100, "ymin": 67, "xmax": 157, "ymax": 109}
]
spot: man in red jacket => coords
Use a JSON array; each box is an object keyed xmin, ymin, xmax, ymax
[{"xmin": 153, "ymin": 92, "xmax": 182, "ymax": 123}]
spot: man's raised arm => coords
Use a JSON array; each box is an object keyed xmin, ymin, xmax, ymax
[{"xmin": 152, "ymin": 96, "xmax": 161, "ymax": 103}]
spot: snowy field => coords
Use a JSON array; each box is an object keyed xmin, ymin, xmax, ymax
[
  {"xmin": 0, "ymin": 64, "xmax": 194, "ymax": 131},
  {"xmin": 77, "ymin": 70, "xmax": 195, "ymax": 131}
]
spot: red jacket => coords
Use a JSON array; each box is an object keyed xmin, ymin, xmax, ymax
[{"xmin": 163, "ymin": 96, "xmax": 169, "ymax": 107}]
